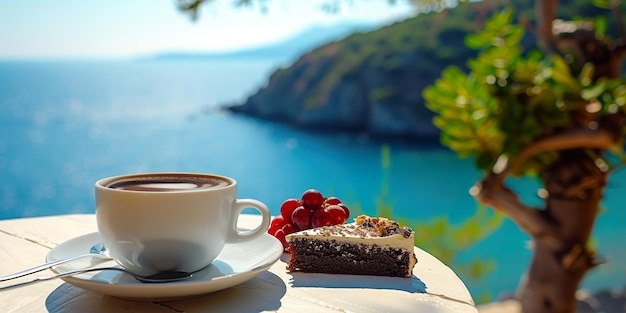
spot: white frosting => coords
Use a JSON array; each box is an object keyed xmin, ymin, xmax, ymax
[{"xmin": 285, "ymin": 223, "xmax": 415, "ymax": 252}]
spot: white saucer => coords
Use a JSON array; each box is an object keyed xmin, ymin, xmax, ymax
[{"xmin": 45, "ymin": 232, "xmax": 283, "ymax": 301}]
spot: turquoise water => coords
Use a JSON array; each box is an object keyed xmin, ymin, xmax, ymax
[{"xmin": 1, "ymin": 60, "xmax": 624, "ymax": 300}]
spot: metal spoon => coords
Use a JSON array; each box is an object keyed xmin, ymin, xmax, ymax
[
  {"xmin": 0, "ymin": 243, "xmax": 111, "ymax": 282},
  {"xmin": 0, "ymin": 267, "xmax": 193, "ymax": 290}
]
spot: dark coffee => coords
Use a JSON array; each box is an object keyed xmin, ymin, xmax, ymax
[{"xmin": 106, "ymin": 174, "xmax": 230, "ymax": 192}]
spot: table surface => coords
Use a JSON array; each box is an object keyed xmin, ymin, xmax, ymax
[{"xmin": 0, "ymin": 214, "xmax": 477, "ymax": 313}]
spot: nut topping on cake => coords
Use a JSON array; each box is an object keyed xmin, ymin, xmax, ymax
[{"xmin": 354, "ymin": 215, "xmax": 413, "ymax": 238}]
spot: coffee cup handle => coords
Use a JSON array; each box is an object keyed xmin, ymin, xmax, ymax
[{"xmin": 228, "ymin": 199, "xmax": 271, "ymax": 243}]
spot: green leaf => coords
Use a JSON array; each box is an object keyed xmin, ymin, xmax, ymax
[
  {"xmin": 550, "ymin": 57, "xmax": 581, "ymax": 91},
  {"xmin": 504, "ymin": 26, "xmax": 525, "ymax": 47},
  {"xmin": 465, "ymin": 33, "xmax": 490, "ymax": 49},
  {"xmin": 441, "ymin": 133, "xmax": 478, "ymax": 156},
  {"xmin": 489, "ymin": 8, "xmax": 514, "ymax": 30},
  {"xmin": 592, "ymin": 0, "xmax": 615, "ymax": 9},
  {"xmin": 594, "ymin": 16, "xmax": 608, "ymax": 37},
  {"xmin": 581, "ymin": 79, "xmax": 607, "ymax": 100},
  {"xmin": 579, "ymin": 63, "xmax": 595, "ymax": 87}
]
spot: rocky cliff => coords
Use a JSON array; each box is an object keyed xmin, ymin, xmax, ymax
[
  {"xmin": 225, "ymin": 6, "xmax": 495, "ymax": 142},
  {"xmin": 224, "ymin": 0, "xmax": 623, "ymax": 143}
]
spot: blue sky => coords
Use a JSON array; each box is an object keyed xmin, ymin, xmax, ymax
[{"xmin": 0, "ymin": 0, "xmax": 415, "ymax": 59}]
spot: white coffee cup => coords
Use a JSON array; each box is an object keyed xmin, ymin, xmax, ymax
[{"xmin": 95, "ymin": 172, "xmax": 271, "ymax": 276}]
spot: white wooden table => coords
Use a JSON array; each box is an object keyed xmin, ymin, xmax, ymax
[{"xmin": 0, "ymin": 214, "xmax": 477, "ymax": 313}]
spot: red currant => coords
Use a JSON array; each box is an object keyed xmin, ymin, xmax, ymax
[
  {"xmin": 273, "ymin": 228, "xmax": 288, "ymax": 250},
  {"xmin": 275, "ymin": 191, "xmax": 348, "ymax": 246},
  {"xmin": 301, "ymin": 189, "xmax": 324, "ymax": 209},
  {"xmin": 280, "ymin": 198, "xmax": 301, "ymax": 223},
  {"xmin": 338, "ymin": 204, "xmax": 350, "ymax": 221},
  {"xmin": 291, "ymin": 206, "xmax": 312, "ymax": 230},
  {"xmin": 311, "ymin": 208, "xmax": 334, "ymax": 228},
  {"xmin": 325, "ymin": 197, "xmax": 342, "ymax": 206},
  {"xmin": 309, "ymin": 204, "xmax": 324, "ymax": 213},
  {"xmin": 268, "ymin": 216, "xmax": 286, "ymax": 234},
  {"xmin": 325, "ymin": 204, "xmax": 348, "ymax": 224},
  {"xmin": 281, "ymin": 223, "xmax": 297, "ymax": 235}
]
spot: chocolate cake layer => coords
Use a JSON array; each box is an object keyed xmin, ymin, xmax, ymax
[
  {"xmin": 287, "ymin": 238, "xmax": 414, "ymax": 277},
  {"xmin": 285, "ymin": 215, "xmax": 418, "ymax": 278}
]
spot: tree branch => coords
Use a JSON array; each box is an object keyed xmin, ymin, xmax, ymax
[
  {"xmin": 474, "ymin": 174, "xmax": 560, "ymax": 240},
  {"xmin": 535, "ymin": 0, "xmax": 559, "ymax": 54},
  {"xmin": 500, "ymin": 128, "xmax": 617, "ymax": 178},
  {"xmin": 474, "ymin": 128, "xmax": 617, "ymax": 240}
]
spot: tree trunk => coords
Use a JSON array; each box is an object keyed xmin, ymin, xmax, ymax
[{"xmin": 517, "ymin": 150, "xmax": 605, "ymax": 313}]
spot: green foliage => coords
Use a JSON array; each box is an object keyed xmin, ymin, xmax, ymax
[
  {"xmin": 348, "ymin": 143, "xmax": 503, "ymax": 303},
  {"xmin": 592, "ymin": 0, "xmax": 622, "ymax": 10},
  {"xmin": 298, "ymin": 4, "xmax": 483, "ymax": 107},
  {"xmin": 409, "ymin": 206, "xmax": 504, "ymax": 278},
  {"xmin": 423, "ymin": 9, "xmax": 626, "ymax": 176}
]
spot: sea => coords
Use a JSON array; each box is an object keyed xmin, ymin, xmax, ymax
[{"xmin": 1, "ymin": 58, "xmax": 624, "ymax": 302}]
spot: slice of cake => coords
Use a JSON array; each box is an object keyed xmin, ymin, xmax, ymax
[{"xmin": 285, "ymin": 215, "xmax": 417, "ymax": 277}]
